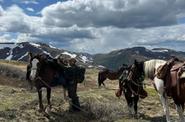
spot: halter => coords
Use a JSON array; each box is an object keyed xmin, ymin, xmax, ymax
[{"xmin": 122, "ymin": 63, "xmax": 145, "ymax": 97}]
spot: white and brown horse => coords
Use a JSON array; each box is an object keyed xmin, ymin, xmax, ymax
[{"xmin": 134, "ymin": 58, "xmax": 185, "ymax": 122}]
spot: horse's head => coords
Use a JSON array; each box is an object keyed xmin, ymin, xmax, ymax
[
  {"xmin": 29, "ymin": 53, "xmax": 43, "ymax": 81},
  {"xmin": 128, "ymin": 60, "xmax": 144, "ymax": 80},
  {"xmin": 126, "ymin": 60, "xmax": 147, "ymax": 99},
  {"xmin": 118, "ymin": 64, "xmax": 128, "ymax": 72}
]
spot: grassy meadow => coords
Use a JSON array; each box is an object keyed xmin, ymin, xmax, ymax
[{"xmin": 0, "ymin": 60, "xmax": 180, "ymax": 122}]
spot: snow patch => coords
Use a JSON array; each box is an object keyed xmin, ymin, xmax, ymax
[
  {"xmin": 49, "ymin": 44, "xmax": 57, "ymax": 49},
  {"xmin": 5, "ymin": 44, "xmax": 16, "ymax": 60},
  {"xmin": 30, "ymin": 42, "xmax": 40, "ymax": 47},
  {"xmin": 6, "ymin": 49, "xmax": 13, "ymax": 60},
  {"xmin": 62, "ymin": 52, "xmax": 77, "ymax": 58},
  {"xmin": 43, "ymin": 50, "xmax": 52, "ymax": 57},
  {"xmin": 18, "ymin": 52, "xmax": 28, "ymax": 61},
  {"xmin": 80, "ymin": 55, "xmax": 89, "ymax": 63},
  {"xmin": 151, "ymin": 49, "xmax": 169, "ymax": 53},
  {"xmin": 18, "ymin": 44, "xmax": 24, "ymax": 48},
  {"xmin": 98, "ymin": 65, "xmax": 105, "ymax": 68},
  {"xmin": 88, "ymin": 65, "xmax": 93, "ymax": 68}
]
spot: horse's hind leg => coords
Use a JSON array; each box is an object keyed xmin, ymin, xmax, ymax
[
  {"xmin": 47, "ymin": 88, "xmax": 51, "ymax": 107},
  {"xmin": 37, "ymin": 88, "xmax": 44, "ymax": 111},
  {"xmin": 154, "ymin": 77, "xmax": 170, "ymax": 122},
  {"xmin": 175, "ymin": 104, "xmax": 184, "ymax": 122},
  {"xmin": 98, "ymin": 73, "xmax": 106, "ymax": 87}
]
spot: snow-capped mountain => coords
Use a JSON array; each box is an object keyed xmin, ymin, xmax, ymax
[
  {"xmin": 1, "ymin": 42, "xmax": 185, "ymax": 70},
  {"xmin": 93, "ymin": 47, "xmax": 185, "ymax": 69},
  {"xmin": 0, "ymin": 42, "xmax": 93, "ymax": 67}
]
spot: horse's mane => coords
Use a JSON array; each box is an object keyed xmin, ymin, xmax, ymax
[{"xmin": 144, "ymin": 59, "xmax": 166, "ymax": 80}]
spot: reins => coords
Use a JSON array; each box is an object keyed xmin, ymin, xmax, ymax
[{"xmin": 35, "ymin": 77, "xmax": 52, "ymax": 89}]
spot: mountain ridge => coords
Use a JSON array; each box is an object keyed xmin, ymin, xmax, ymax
[{"xmin": 0, "ymin": 42, "xmax": 185, "ymax": 69}]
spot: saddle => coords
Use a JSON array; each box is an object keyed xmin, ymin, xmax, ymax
[{"xmin": 156, "ymin": 61, "xmax": 185, "ymax": 96}]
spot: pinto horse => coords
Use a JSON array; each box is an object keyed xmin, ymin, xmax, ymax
[
  {"xmin": 131, "ymin": 58, "xmax": 185, "ymax": 122},
  {"xmin": 116, "ymin": 60, "xmax": 147, "ymax": 115},
  {"xmin": 98, "ymin": 64, "xmax": 128, "ymax": 87},
  {"xmin": 28, "ymin": 53, "xmax": 85, "ymax": 111}
]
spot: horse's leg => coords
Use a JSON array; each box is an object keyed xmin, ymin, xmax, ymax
[
  {"xmin": 98, "ymin": 73, "xmax": 106, "ymax": 87},
  {"xmin": 102, "ymin": 81, "xmax": 106, "ymax": 87},
  {"xmin": 133, "ymin": 96, "xmax": 139, "ymax": 115},
  {"xmin": 154, "ymin": 77, "xmax": 170, "ymax": 122},
  {"xmin": 37, "ymin": 88, "xmax": 44, "ymax": 111},
  {"xmin": 46, "ymin": 88, "xmax": 51, "ymax": 107},
  {"xmin": 124, "ymin": 91, "xmax": 134, "ymax": 115},
  {"xmin": 175, "ymin": 104, "xmax": 184, "ymax": 122},
  {"xmin": 63, "ymin": 87, "xmax": 68, "ymax": 101}
]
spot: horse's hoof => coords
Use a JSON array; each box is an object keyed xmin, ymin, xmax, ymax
[
  {"xmin": 64, "ymin": 97, "xmax": 69, "ymax": 101},
  {"xmin": 133, "ymin": 113, "xmax": 139, "ymax": 119},
  {"xmin": 45, "ymin": 106, "xmax": 51, "ymax": 113},
  {"xmin": 38, "ymin": 108, "xmax": 44, "ymax": 113},
  {"xmin": 37, "ymin": 105, "xmax": 44, "ymax": 113}
]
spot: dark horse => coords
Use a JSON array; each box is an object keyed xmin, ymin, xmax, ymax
[
  {"xmin": 27, "ymin": 53, "xmax": 85, "ymax": 111},
  {"xmin": 98, "ymin": 64, "xmax": 128, "ymax": 87},
  {"xmin": 116, "ymin": 60, "xmax": 147, "ymax": 115}
]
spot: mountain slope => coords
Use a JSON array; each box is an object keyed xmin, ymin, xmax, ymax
[
  {"xmin": 1, "ymin": 42, "xmax": 185, "ymax": 69},
  {"xmin": 0, "ymin": 42, "xmax": 93, "ymax": 67},
  {"xmin": 93, "ymin": 47, "xmax": 185, "ymax": 69}
]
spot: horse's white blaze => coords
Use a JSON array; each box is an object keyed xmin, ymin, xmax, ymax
[{"xmin": 30, "ymin": 58, "xmax": 39, "ymax": 80}]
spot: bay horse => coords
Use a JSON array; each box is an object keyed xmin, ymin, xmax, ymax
[
  {"xmin": 131, "ymin": 58, "xmax": 185, "ymax": 122},
  {"xmin": 116, "ymin": 60, "xmax": 147, "ymax": 115},
  {"xmin": 28, "ymin": 53, "xmax": 85, "ymax": 112},
  {"xmin": 98, "ymin": 64, "xmax": 128, "ymax": 87}
]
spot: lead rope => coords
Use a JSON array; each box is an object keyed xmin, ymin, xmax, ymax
[
  {"xmin": 36, "ymin": 77, "xmax": 51, "ymax": 89},
  {"xmin": 35, "ymin": 76, "xmax": 89, "ymax": 114}
]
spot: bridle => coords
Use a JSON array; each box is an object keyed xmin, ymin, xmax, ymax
[
  {"xmin": 121, "ymin": 63, "xmax": 145, "ymax": 97},
  {"xmin": 29, "ymin": 58, "xmax": 52, "ymax": 88}
]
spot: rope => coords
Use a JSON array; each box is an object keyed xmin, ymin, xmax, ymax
[
  {"xmin": 34, "ymin": 76, "xmax": 90, "ymax": 113},
  {"xmin": 129, "ymin": 80, "xmax": 144, "ymax": 87},
  {"xmin": 36, "ymin": 77, "xmax": 51, "ymax": 89}
]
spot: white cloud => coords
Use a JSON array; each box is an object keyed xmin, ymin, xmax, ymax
[
  {"xmin": 1, "ymin": 1, "xmax": 185, "ymax": 53},
  {"xmin": 21, "ymin": 0, "xmax": 39, "ymax": 4},
  {"xmin": 68, "ymin": 25, "xmax": 185, "ymax": 53},
  {"xmin": 41, "ymin": 0, "xmax": 185, "ymax": 28},
  {"xmin": 26, "ymin": 7, "xmax": 34, "ymax": 12},
  {"xmin": 0, "ymin": 5, "xmax": 31, "ymax": 32}
]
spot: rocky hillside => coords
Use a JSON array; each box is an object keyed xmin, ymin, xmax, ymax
[
  {"xmin": 0, "ymin": 42, "xmax": 93, "ymax": 67},
  {"xmin": 93, "ymin": 47, "xmax": 185, "ymax": 69},
  {"xmin": 1, "ymin": 42, "xmax": 185, "ymax": 69}
]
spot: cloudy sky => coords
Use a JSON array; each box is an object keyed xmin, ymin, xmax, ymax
[{"xmin": 0, "ymin": 0, "xmax": 185, "ymax": 54}]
